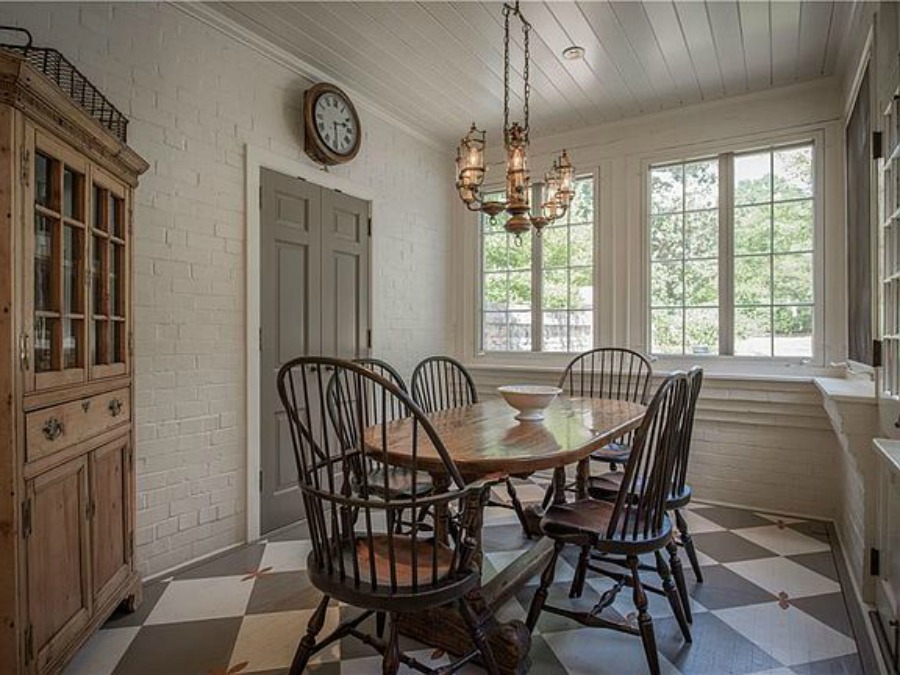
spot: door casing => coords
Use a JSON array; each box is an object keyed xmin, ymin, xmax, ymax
[{"xmin": 245, "ymin": 145, "xmax": 375, "ymax": 542}]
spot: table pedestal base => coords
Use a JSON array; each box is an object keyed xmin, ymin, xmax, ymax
[{"xmin": 398, "ymin": 538, "xmax": 554, "ymax": 675}]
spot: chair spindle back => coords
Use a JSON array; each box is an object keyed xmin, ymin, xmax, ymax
[
  {"xmin": 558, "ymin": 348, "xmax": 653, "ymax": 404},
  {"xmin": 411, "ymin": 356, "xmax": 478, "ymax": 413}
]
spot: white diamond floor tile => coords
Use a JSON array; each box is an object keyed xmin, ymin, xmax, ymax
[
  {"xmin": 145, "ymin": 576, "xmax": 254, "ymax": 624},
  {"xmin": 732, "ymin": 525, "xmax": 831, "ymax": 556},
  {"xmin": 258, "ymin": 540, "xmax": 314, "ymax": 573},
  {"xmin": 63, "ymin": 627, "xmax": 139, "ymax": 675},
  {"xmin": 229, "ymin": 607, "xmax": 340, "ymax": 671},
  {"xmin": 724, "ymin": 557, "xmax": 841, "ymax": 599},
  {"xmin": 678, "ymin": 508, "xmax": 727, "ymax": 534},
  {"xmin": 713, "ymin": 603, "xmax": 858, "ymax": 666}
]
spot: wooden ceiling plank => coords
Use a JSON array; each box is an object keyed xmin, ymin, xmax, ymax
[
  {"xmin": 738, "ymin": 0, "xmax": 772, "ymax": 90},
  {"xmin": 770, "ymin": 1, "xmax": 802, "ymax": 86},
  {"xmin": 449, "ymin": 2, "xmax": 593, "ymax": 132},
  {"xmin": 216, "ymin": 2, "xmax": 457, "ymax": 135},
  {"xmin": 544, "ymin": 1, "xmax": 646, "ymax": 115},
  {"xmin": 797, "ymin": 1, "xmax": 835, "ymax": 79},
  {"xmin": 673, "ymin": 0, "xmax": 726, "ymax": 100},
  {"xmin": 609, "ymin": 1, "xmax": 700, "ymax": 108},
  {"xmin": 411, "ymin": 2, "xmax": 558, "ymax": 118},
  {"xmin": 292, "ymin": 2, "xmax": 480, "ymax": 122},
  {"xmin": 706, "ymin": 0, "xmax": 749, "ymax": 96},
  {"xmin": 641, "ymin": 1, "xmax": 706, "ymax": 103},
  {"xmin": 822, "ymin": 1, "xmax": 850, "ymax": 76}
]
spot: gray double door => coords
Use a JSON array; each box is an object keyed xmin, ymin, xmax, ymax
[{"xmin": 259, "ymin": 167, "xmax": 370, "ymax": 534}]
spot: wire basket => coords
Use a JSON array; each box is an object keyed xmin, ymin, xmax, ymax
[{"xmin": 0, "ymin": 26, "xmax": 128, "ymax": 143}]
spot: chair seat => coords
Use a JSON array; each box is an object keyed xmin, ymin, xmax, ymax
[
  {"xmin": 587, "ymin": 473, "xmax": 693, "ymax": 511},
  {"xmin": 359, "ymin": 467, "xmax": 433, "ymax": 499},
  {"xmin": 540, "ymin": 498, "xmax": 672, "ymax": 554},
  {"xmin": 590, "ymin": 441, "xmax": 631, "ymax": 463}
]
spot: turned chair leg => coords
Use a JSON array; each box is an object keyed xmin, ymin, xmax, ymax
[
  {"xmin": 289, "ymin": 594, "xmax": 330, "ymax": 675},
  {"xmin": 375, "ymin": 611, "xmax": 386, "ymax": 638},
  {"xmin": 655, "ymin": 550, "xmax": 692, "ymax": 642},
  {"xmin": 382, "ymin": 613, "xmax": 401, "ymax": 675},
  {"xmin": 459, "ymin": 596, "xmax": 501, "ymax": 675},
  {"xmin": 667, "ymin": 539, "xmax": 692, "ymax": 624},
  {"xmin": 526, "ymin": 541, "xmax": 564, "ymax": 632},
  {"xmin": 675, "ymin": 509, "xmax": 703, "ymax": 583},
  {"xmin": 505, "ymin": 478, "xmax": 532, "ymax": 538},
  {"xmin": 569, "ymin": 544, "xmax": 591, "ymax": 599},
  {"xmin": 628, "ymin": 555, "xmax": 661, "ymax": 675}
]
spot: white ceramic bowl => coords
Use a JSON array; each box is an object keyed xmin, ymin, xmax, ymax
[{"xmin": 497, "ymin": 385, "xmax": 562, "ymax": 422}]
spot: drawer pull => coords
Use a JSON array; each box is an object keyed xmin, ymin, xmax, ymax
[
  {"xmin": 108, "ymin": 398, "xmax": 123, "ymax": 417},
  {"xmin": 81, "ymin": 400, "xmax": 91, "ymax": 412},
  {"xmin": 42, "ymin": 417, "xmax": 63, "ymax": 441}
]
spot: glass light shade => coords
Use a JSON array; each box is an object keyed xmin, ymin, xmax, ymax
[
  {"xmin": 505, "ymin": 124, "xmax": 530, "ymax": 211},
  {"xmin": 541, "ymin": 172, "xmax": 562, "ymax": 221},
  {"xmin": 555, "ymin": 149, "xmax": 575, "ymax": 206},
  {"xmin": 456, "ymin": 124, "xmax": 486, "ymax": 195}
]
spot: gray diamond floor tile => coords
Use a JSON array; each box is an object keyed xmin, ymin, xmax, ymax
[{"xmin": 693, "ymin": 531, "xmax": 781, "ymax": 563}]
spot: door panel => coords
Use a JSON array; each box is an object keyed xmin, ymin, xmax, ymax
[
  {"xmin": 90, "ymin": 437, "xmax": 131, "ymax": 606},
  {"xmin": 27, "ymin": 457, "xmax": 91, "ymax": 670},
  {"xmin": 259, "ymin": 170, "xmax": 370, "ymax": 534},
  {"xmin": 260, "ymin": 169, "xmax": 322, "ymax": 533},
  {"xmin": 321, "ymin": 188, "xmax": 369, "ymax": 359}
]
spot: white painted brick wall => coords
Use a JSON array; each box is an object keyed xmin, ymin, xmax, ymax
[{"xmin": 1, "ymin": 2, "xmax": 454, "ymax": 577}]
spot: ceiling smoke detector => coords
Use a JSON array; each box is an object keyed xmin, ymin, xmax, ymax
[{"xmin": 562, "ymin": 45, "xmax": 585, "ymax": 61}]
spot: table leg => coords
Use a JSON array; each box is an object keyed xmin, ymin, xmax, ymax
[
  {"xmin": 398, "ymin": 486, "xmax": 549, "ymax": 675},
  {"xmin": 575, "ymin": 457, "xmax": 590, "ymax": 501}
]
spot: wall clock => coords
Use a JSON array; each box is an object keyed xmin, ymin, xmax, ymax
[{"xmin": 303, "ymin": 82, "xmax": 361, "ymax": 166}]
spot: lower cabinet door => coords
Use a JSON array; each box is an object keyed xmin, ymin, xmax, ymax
[
  {"xmin": 90, "ymin": 436, "xmax": 132, "ymax": 607},
  {"xmin": 26, "ymin": 456, "xmax": 91, "ymax": 671}
]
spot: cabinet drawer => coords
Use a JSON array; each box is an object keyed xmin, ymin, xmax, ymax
[{"xmin": 27, "ymin": 388, "xmax": 130, "ymax": 462}]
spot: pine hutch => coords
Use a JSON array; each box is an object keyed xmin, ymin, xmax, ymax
[{"xmin": 0, "ymin": 38, "xmax": 147, "ymax": 674}]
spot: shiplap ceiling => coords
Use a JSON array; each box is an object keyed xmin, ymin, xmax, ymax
[{"xmin": 211, "ymin": 1, "xmax": 852, "ymax": 146}]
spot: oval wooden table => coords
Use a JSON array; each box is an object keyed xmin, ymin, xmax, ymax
[{"xmin": 364, "ymin": 396, "xmax": 646, "ymax": 675}]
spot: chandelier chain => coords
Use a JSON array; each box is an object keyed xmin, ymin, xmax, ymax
[
  {"xmin": 523, "ymin": 20, "xmax": 530, "ymax": 136},
  {"xmin": 503, "ymin": 3, "xmax": 510, "ymax": 142}
]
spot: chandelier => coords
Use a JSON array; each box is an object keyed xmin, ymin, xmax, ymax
[{"xmin": 455, "ymin": 2, "xmax": 575, "ymax": 239}]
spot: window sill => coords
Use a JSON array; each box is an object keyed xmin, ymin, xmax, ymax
[{"xmin": 466, "ymin": 352, "xmax": 846, "ymax": 383}]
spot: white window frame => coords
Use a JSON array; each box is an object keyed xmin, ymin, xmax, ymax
[
  {"xmin": 474, "ymin": 172, "xmax": 600, "ymax": 357},
  {"xmin": 641, "ymin": 130, "xmax": 827, "ymax": 368}
]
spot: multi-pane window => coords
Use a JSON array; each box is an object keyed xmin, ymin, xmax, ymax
[
  {"xmin": 649, "ymin": 142, "xmax": 816, "ymax": 358},
  {"xmin": 480, "ymin": 177, "xmax": 594, "ymax": 352}
]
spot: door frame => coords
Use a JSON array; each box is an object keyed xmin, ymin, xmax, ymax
[{"xmin": 245, "ymin": 144, "xmax": 375, "ymax": 541}]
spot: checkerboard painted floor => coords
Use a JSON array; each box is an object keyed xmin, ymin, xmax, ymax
[{"xmin": 65, "ymin": 482, "xmax": 865, "ymax": 675}]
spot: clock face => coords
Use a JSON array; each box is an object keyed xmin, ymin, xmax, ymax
[{"xmin": 314, "ymin": 91, "xmax": 358, "ymax": 156}]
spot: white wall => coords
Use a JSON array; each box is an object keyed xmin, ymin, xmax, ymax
[
  {"xmin": 452, "ymin": 78, "xmax": 848, "ymax": 519},
  {"xmin": 0, "ymin": 2, "xmax": 454, "ymax": 577}
]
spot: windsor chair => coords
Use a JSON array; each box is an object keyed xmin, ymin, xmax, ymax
[
  {"xmin": 277, "ymin": 357, "xmax": 499, "ymax": 674},
  {"xmin": 411, "ymin": 355, "xmax": 532, "ymax": 534},
  {"xmin": 525, "ymin": 372, "xmax": 691, "ymax": 675}
]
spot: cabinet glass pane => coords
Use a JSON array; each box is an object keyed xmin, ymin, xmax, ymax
[
  {"xmin": 93, "ymin": 185, "xmax": 105, "ymax": 232},
  {"xmin": 63, "ymin": 167, "xmax": 83, "ymax": 220},
  {"xmin": 109, "ymin": 244, "xmax": 122, "ymax": 317},
  {"xmin": 63, "ymin": 225, "xmax": 82, "ymax": 315},
  {"xmin": 111, "ymin": 321, "xmax": 124, "ymax": 364},
  {"xmin": 63, "ymin": 318, "xmax": 82, "ymax": 369},
  {"xmin": 92, "ymin": 235, "xmax": 105, "ymax": 314},
  {"xmin": 34, "ymin": 316, "xmax": 55, "ymax": 373},
  {"xmin": 94, "ymin": 320, "xmax": 106, "ymax": 366},
  {"xmin": 35, "ymin": 152, "xmax": 55, "ymax": 209},
  {"xmin": 34, "ymin": 215, "xmax": 55, "ymax": 312},
  {"xmin": 110, "ymin": 194, "xmax": 124, "ymax": 239}
]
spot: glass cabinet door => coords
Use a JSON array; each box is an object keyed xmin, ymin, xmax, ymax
[
  {"xmin": 90, "ymin": 170, "xmax": 129, "ymax": 380},
  {"xmin": 28, "ymin": 130, "xmax": 89, "ymax": 391}
]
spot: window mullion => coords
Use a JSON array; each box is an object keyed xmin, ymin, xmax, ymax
[
  {"xmin": 719, "ymin": 153, "xmax": 735, "ymax": 356},
  {"xmin": 532, "ymin": 183, "xmax": 543, "ymax": 352}
]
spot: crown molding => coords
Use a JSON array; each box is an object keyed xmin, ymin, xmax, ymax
[{"xmin": 169, "ymin": 1, "xmax": 448, "ymax": 153}]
